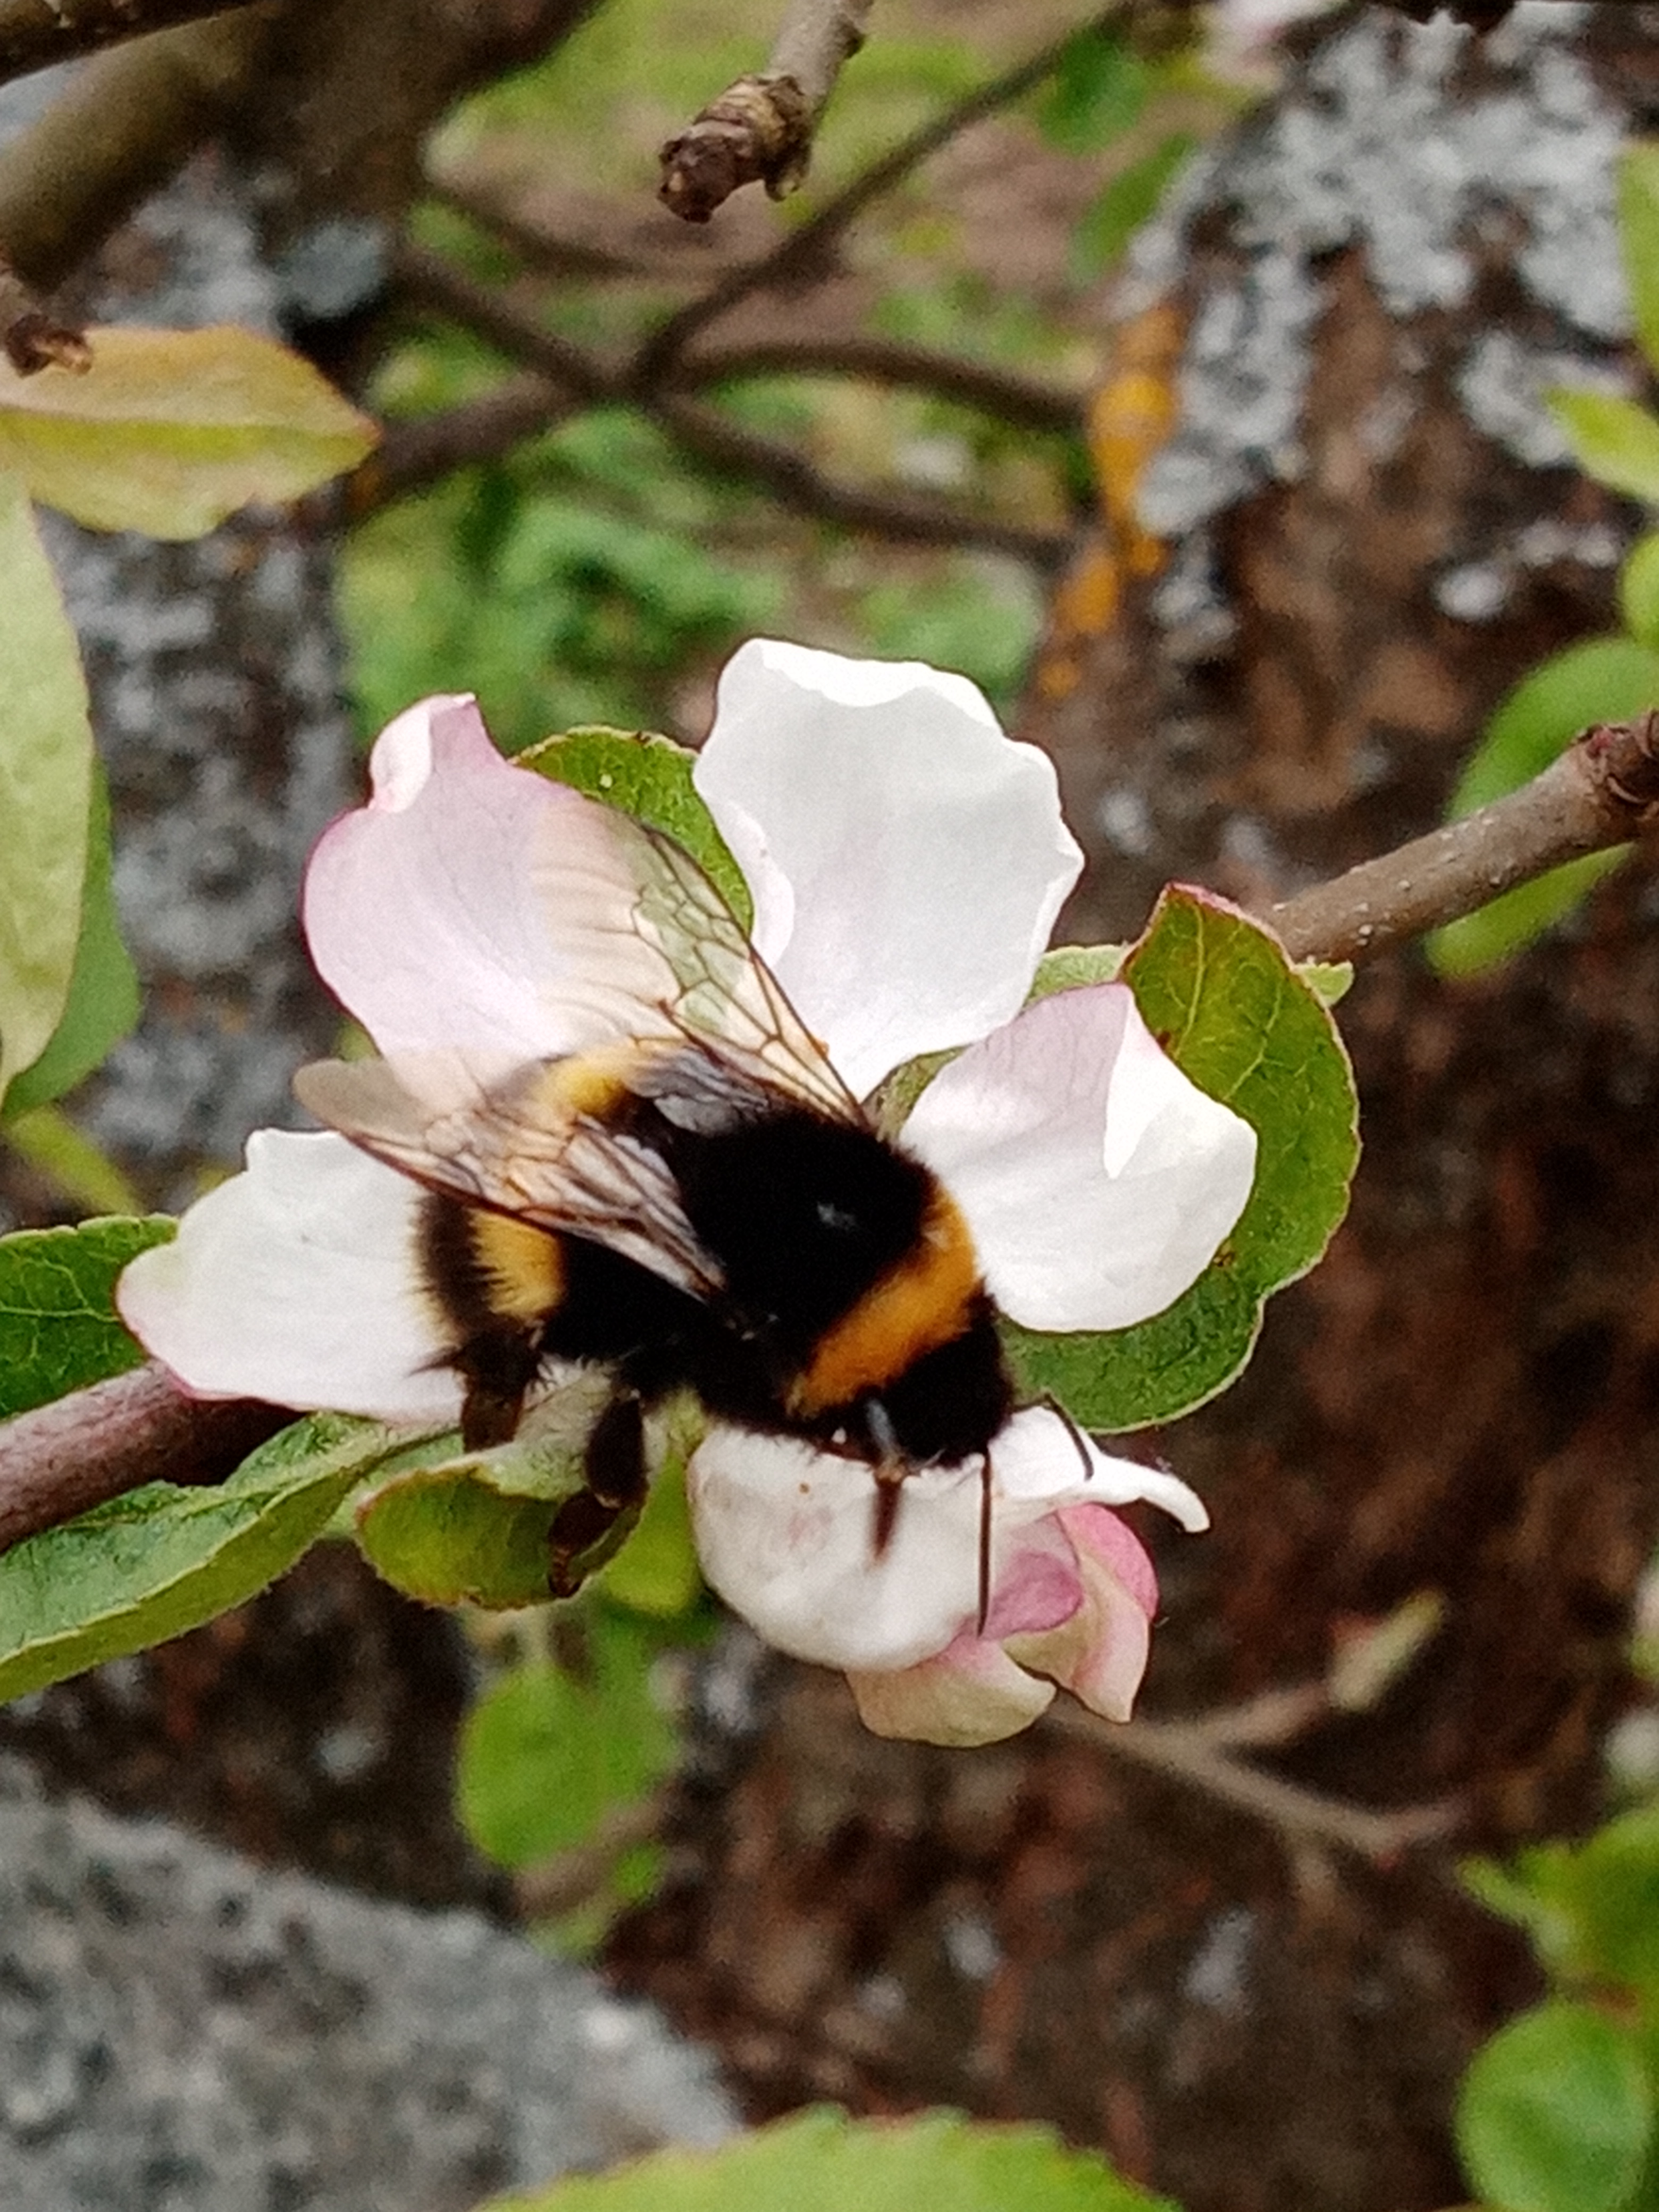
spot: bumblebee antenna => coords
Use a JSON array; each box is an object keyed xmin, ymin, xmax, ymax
[
  {"xmin": 977, "ymin": 1449, "xmax": 993, "ymax": 1635},
  {"xmin": 1039, "ymin": 1392, "xmax": 1095, "ymax": 1482}
]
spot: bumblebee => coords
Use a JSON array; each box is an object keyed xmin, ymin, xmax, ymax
[{"xmin": 295, "ymin": 791, "xmax": 1015, "ymax": 1590}]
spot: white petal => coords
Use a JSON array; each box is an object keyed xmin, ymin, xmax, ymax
[
  {"xmin": 694, "ymin": 640, "xmax": 1082, "ymax": 1095},
  {"xmin": 685, "ymin": 1406, "xmax": 1203, "ymax": 1672},
  {"xmin": 903, "ymin": 983, "xmax": 1258, "ymax": 1333},
  {"xmin": 304, "ymin": 695, "xmax": 667, "ymax": 1061},
  {"xmin": 686, "ymin": 1427, "xmax": 982, "ymax": 1670},
  {"xmin": 117, "ymin": 1130, "xmax": 462, "ymax": 1422},
  {"xmin": 993, "ymin": 1407, "xmax": 1210, "ymax": 1533}
]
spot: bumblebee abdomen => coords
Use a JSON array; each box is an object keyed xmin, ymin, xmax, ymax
[{"xmin": 419, "ymin": 1195, "xmax": 566, "ymax": 1341}]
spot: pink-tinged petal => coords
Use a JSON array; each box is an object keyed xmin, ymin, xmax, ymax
[
  {"xmin": 980, "ymin": 1514, "xmax": 1083, "ymax": 1640},
  {"xmin": 902, "ymin": 983, "xmax": 1258, "ymax": 1332},
  {"xmin": 1005, "ymin": 1513, "xmax": 1157, "ymax": 1723},
  {"xmin": 1059, "ymin": 1502, "xmax": 1160, "ymax": 1618},
  {"xmin": 117, "ymin": 1130, "xmax": 461, "ymax": 1423},
  {"xmin": 304, "ymin": 696, "xmax": 666, "ymax": 1060},
  {"xmin": 694, "ymin": 640, "xmax": 1083, "ymax": 1096},
  {"xmin": 685, "ymin": 1426, "xmax": 984, "ymax": 1670},
  {"xmin": 849, "ymin": 1633, "xmax": 1055, "ymax": 1747}
]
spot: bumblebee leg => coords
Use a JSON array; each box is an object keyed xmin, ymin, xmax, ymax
[
  {"xmin": 457, "ymin": 1333, "xmax": 540, "ymax": 1451},
  {"xmin": 548, "ymin": 1490, "xmax": 622, "ymax": 1598},
  {"xmin": 584, "ymin": 1392, "xmax": 648, "ymax": 1511},
  {"xmin": 548, "ymin": 1394, "xmax": 649, "ymax": 1598}
]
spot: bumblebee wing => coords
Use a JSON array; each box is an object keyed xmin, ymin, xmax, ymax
[
  {"xmin": 535, "ymin": 798, "xmax": 859, "ymax": 1124},
  {"xmin": 295, "ymin": 1050, "xmax": 725, "ymax": 1300}
]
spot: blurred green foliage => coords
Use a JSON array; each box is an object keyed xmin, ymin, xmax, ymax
[
  {"xmin": 338, "ymin": 0, "xmax": 1229, "ymax": 750},
  {"xmin": 1458, "ymin": 1808, "xmax": 1659, "ymax": 2212}
]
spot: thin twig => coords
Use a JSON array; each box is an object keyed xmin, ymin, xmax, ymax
[
  {"xmin": 387, "ymin": 242, "xmax": 1076, "ymax": 560},
  {"xmin": 393, "ymin": 242, "xmax": 609, "ymax": 400},
  {"xmin": 641, "ymin": 5, "xmax": 1133, "ymax": 378},
  {"xmin": 319, "ymin": 373, "xmax": 581, "ymax": 523},
  {"xmin": 659, "ymin": 0, "xmax": 875, "ymax": 224},
  {"xmin": 1269, "ymin": 710, "xmax": 1659, "ymax": 963},
  {"xmin": 650, "ymin": 390, "xmax": 1072, "ymax": 563},
  {"xmin": 0, "ymin": 1362, "xmax": 289, "ymax": 1554},
  {"xmin": 672, "ymin": 334, "xmax": 1082, "ymax": 437},
  {"xmin": 1052, "ymin": 1699, "xmax": 1463, "ymax": 1862}
]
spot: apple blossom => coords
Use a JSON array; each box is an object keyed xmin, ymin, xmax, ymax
[{"xmin": 119, "ymin": 639, "xmax": 1257, "ymax": 1746}]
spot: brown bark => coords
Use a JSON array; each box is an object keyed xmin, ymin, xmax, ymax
[{"xmin": 0, "ymin": 1364, "xmax": 287, "ymax": 1553}]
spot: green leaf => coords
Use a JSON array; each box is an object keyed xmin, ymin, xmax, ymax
[
  {"xmin": 1030, "ymin": 942, "xmax": 1129, "ymax": 996},
  {"xmin": 1463, "ymin": 1847, "xmax": 1587, "ymax": 1983},
  {"xmin": 520, "ymin": 726, "xmax": 751, "ymax": 929},
  {"xmin": 1, "ymin": 1107, "xmax": 144, "ymax": 1218},
  {"xmin": 0, "ymin": 325, "xmax": 378, "ymax": 539},
  {"xmin": 1007, "ymin": 888, "xmax": 1359, "ymax": 1430},
  {"xmin": 1469, "ymin": 1806, "xmax": 1659, "ymax": 2000},
  {"xmin": 1620, "ymin": 532, "xmax": 1659, "ymax": 649},
  {"xmin": 0, "ymin": 1213, "xmax": 173, "ymax": 1419},
  {"xmin": 1571, "ymin": 1806, "xmax": 1659, "ymax": 1999},
  {"xmin": 355, "ymin": 1469, "xmax": 557, "ymax": 1610},
  {"xmin": 456, "ymin": 1611, "xmax": 677, "ymax": 1871},
  {"xmin": 1071, "ymin": 136, "xmax": 1197, "ymax": 280},
  {"xmin": 1547, "ymin": 390, "xmax": 1659, "ymax": 505},
  {"xmin": 0, "ymin": 470, "xmax": 93, "ymax": 1104},
  {"xmin": 1034, "ymin": 31, "xmax": 1149, "ymax": 154},
  {"xmin": 354, "ymin": 1427, "xmax": 592, "ymax": 1610},
  {"xmin": 598, "ymin": 1458, "xmax": 703, "ymax": 1618},
  {"xmin": 1296, "ymin": 958, "xmax": 1353, "ymax": 1007},
  {"xmin": 1448, "ymin": 639, "xmax": 1659, "ymax": 816},
  {"xmin": 478, "ymin": 2108, "xmax": 1177, "ymax": 2212},
  {"xmin": 1457, "ymin": 2001, "xmax": 1653, "ymax": 2212},
  {"xmin": 0, "ymin": 1413, "xmax": 405, "ymax": 1704},
  {"xmin": 3, "ymin": 763, "xmax": 138, "ymax": 1115},
  {"xmin": 1428, "ymin": 637, "xmax": 1659, "ymax": 976},
  {"xmin": 1619, "ymin": 146, "xmax": 1659, "ymax": 374}
]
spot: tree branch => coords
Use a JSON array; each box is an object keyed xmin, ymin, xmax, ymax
[
  {"xmin": 0, "ymin": 6, "xmax": 275, "ymax": 291},
  {"xmin": 1268, "ymin": 711, "xmax": 1659, "ymax": 963},
  {"xmin": 650, "ymin": 389, "xmax": 1071, "ymax": 563},
  {"xmin": 383, "ymin": 241, "xmax": 1077, "ymax": 560},
  {"xmin": 0, "ymin": 1362, "xmax": 289, "ymax": 1554},
  {"xmin": 659, "ymin": 0, "xmax": 875, "ymax": 224},
  {"xmin": 671, "ymin": 333, "xmax": 1082, "ymax": 438},
  {"xmin": 0, "ymin": 0, "xmax": 268, "ymax": 90}
]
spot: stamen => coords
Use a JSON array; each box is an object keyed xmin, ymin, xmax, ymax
[{"xmin": 1040, "ymin": 1392, "xmax": 1095, "ymax": 1481}]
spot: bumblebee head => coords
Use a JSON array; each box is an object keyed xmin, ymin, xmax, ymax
[{"xmin": 861, "ymin": 1295, "xmax": 1012, "ymax": 1470}]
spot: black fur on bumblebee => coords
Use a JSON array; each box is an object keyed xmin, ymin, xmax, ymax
[{"xmin": 293, "ymin": 792, "xmax": 1021, "ymax": 1595}]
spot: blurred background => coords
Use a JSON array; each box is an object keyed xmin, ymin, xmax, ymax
[{"xmin": 6, "ymin": 3, "xmax": 1659, "ymax": 2206}]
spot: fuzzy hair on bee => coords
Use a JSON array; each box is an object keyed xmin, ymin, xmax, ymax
[{"xmin": 293, "ymin": 788, "xmax": 1018, "ymax": 1595}]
